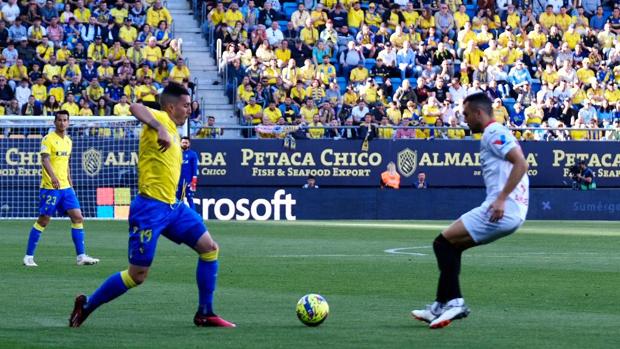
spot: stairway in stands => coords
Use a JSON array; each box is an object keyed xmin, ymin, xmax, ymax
[{"xmin": 168, "ymin": 0, "xmax": 239, "ymax": 138}]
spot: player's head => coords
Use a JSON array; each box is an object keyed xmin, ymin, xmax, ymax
[
  {"xmin": 54, "ymin": 110, "xmax": 70, "ymax": 132},
  {"xmin": 462, "ymin": 92, "xmax": 493, "ymax": 133},
  {"xmin": 158, "ymin": 82, "xmax": 191, "ymax": 126},
  {"xmin": 181, "ymin": 136, "xmax": 191, "ymax": 150}
]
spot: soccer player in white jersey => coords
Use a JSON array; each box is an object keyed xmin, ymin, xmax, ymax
[{"xmin": 411, "ymin": 93, "xmax": 530, "ymax": 329}]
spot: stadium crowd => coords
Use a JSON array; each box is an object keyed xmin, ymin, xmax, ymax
[
  {"xmin": 0, "ymin": 0, "xmax": 200, "ymax": 127},
  {"xmin": 207, "ymin": 0, "xmax": 620, "ymax": 141}
]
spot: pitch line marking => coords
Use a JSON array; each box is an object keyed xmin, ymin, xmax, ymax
[
  {"xmin": 384, "ymin": 246, "xmax": 431, "ymax": 256},
  {"xmin": 267, "ymin": 254, "xmax": 387, "ymax": 258}
]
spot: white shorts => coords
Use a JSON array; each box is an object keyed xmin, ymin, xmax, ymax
[{"xmin": 460, "ymin": 202, "xmax": 525, "ymax": 245}]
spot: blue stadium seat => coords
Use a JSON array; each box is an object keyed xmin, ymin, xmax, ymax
[
  {"xmin": 503, "ymin": 97, "xmax": 516, "ymax": 115},
  {"xmin": 374, "ymin": 77, "xmax": 384, "ymax": 85},
  {"xmin": 278, "ymin": 21, "xmax": 288, "ymax": 29},
  {"xmin": 364, "ymin": 58, "xmax": 376, "ymax": 71},
  {"xmin": 391, "ymin": 78, "xmax": 402, "ymax": 89},
  {"xmin": 283, "ymin": 3, "xmax": 297, "ymax": 18},
  {"xmin": 531, "ymin": 79, "xmax": 541, "ymax": 94},
  {"xmin": 408, "ymin": 78, "xmax": 417, "ymax": 88},
  {"xmin": 337, "ymin": 77, "xmax": 347, "ymax": 92}
]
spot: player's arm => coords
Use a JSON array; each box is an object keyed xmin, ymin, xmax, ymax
[
  {"xmin": 489, "ymin": 146, "xmax": 529, "ymax": 222},
  {"xmin": 129, "ymin": 103, "xmax": 171, "ymax": 152},
  {"xmin": 41, "ymin": 153, "xmax": 60, "ymax": 189},
  {"xmin": 67, "ymin": 156, "xmax": 74, "ymax": 187}
]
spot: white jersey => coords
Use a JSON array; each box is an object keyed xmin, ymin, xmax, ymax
[{"xmin": 480, "ymin": 122, "xmax": 529, "ymax": 220}]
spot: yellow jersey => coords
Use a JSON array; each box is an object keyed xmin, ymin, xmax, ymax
[
  {"xmin": 119, "ymin": 26, "xmax": 138, "ymax": 43},
  {"xmin": 40, "ymin": 131, "xmax": 72, "ymax": 189},
  {"xmin": 32, "ymin": 84, "xmax": 47, "ymax": 102},
  {"xmin": 62, "ymin": 102, "xmax": 80, "ymax": 116},
  {"xmin": 138, "ymin": 108, "xmax": 181, "ymax": 204},
  {"xmin": 114, "ymin": 103, "xmax": 131, "ymax": 116},
  {"xmin": 169, "ymin": 66, "xmax": 190, "ymax": 84}
]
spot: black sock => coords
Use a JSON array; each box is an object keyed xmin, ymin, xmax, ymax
[{"xmin": 433, "ymin": 234, "xmax": 463, "ymax": 303}]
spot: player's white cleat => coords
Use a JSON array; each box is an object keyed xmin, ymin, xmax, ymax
[
  {"xmin": 411, "ymin": 301, "xmax": 443, "ymax": 323},
  {"xmin": 77, "ymin": 254, "xmax": 100, "ymax": 265},
  {"xmin": 429, "ymin": 298, "xmax": 470, "ymax": 329},
  {"xmin": 23, "ymin": 255, "xmax": 38, "ymax": 267}
]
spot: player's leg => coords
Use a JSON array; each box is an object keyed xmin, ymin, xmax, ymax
[
  {"xmin": 165, "ymin": 203, "xmax": 235, "ymax": 327},
  {"xmin": 69, "ymin": 196, "xmax": 164, "ymax": 327},
  {"xmin": 70, "ymin": 264, "xmax": 148, "ymax": 328},
  {"xmin": 426, "ymin": 219, "xmax": 473, "ymax": 328},
  {"xmin": 62, "ymin": 188, "xmax": 99, "ymax": 265},
  {"xmin": 24, "ymin": 189, "xmax": 59, "ymax": 266},
  {"xmin": 24, "ymin": 215, "xmax": 51, "ymax": 267},
  {"xmin": 192, "ymin": 233, "xmax": 234, "ymax": 327},
  {"xmin": 412, "ymin": 219, "xmax": 474, "ymax": 327},
  {"xmin": 66, "ymin": 208, "xmax": 100, "ymax": 265}
]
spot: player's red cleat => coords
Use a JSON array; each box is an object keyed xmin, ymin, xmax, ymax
[
  {"xmin": 69, "ymin": 294, "xmax": 91, "ymax": 328},
  {"xmin": 193, "ymin": 312, "xmax": 236, "ymax": 327}
]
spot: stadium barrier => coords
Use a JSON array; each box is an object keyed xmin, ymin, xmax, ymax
[{"xmin": 192, "ymin": 187, "xmax": 620, "ymax": 221}]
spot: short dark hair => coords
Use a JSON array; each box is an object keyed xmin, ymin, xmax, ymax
[
  {"xmin": 181, "ymin": 136, "xmax": 190, "ymax": 141},
  {"xmin": 158, "ymin": 82, "xmax": 189, "ymax": 108},
  {"xmin": 55, "ymin": 110, "xmax": 69, "ymax": 121},
  {"xmin": 463, "ymin": 92, "xmax": 493, "ymax": 117}
]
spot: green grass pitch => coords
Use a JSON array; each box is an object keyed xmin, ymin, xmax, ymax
[{"xmin": 1, "ymin": 220, "xmax": 619, "ymax": 349}]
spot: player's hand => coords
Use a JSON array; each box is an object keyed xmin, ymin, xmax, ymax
[
  {"xmin": 488, "ymin": 198, "xmax": 505, "ymax": 223},
  {"xmin": 157, "ymin": 128, "xmax": 171, "ymax": 152},
  {"xmin": 190, "ymin": 178, "xmax": 197, "ymax": 192},
  {"xmin": 51, "ymin": 176, "xmax": 60, "ymax": 189}
]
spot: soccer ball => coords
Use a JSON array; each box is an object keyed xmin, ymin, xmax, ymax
[{"xmin": 296, "ymin": 294, "xmax": 329, "ymax": 327}]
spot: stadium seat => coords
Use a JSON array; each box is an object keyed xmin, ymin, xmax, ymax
[
  {"xmin": 374, "ymin": 77, "xmax": 384, "ymax": 85},
  {"xmin": 283, "ymin": 3, "xmax": 297, "ymax": 18},
  {"xmin": 337, "ymin": 77, "xmax": 347, "ymax": 92},
  {"xmin": 503, "ymin": 98, "xmax": 516, "ymax": 115},
  {"xmin": 364, "ymin": 58, "xmax": 376, "ymax": 71},
  {"xmin": 531, "ymin": 79, "xmax": 542, "ymax": 94},
  {"xmin": 278, "ymin": 21, "xmax": 288, "ymax": 29},
  {"xmin": 408, "ymin": 78, "xmax": 417, "ymax": 88},
  {"xmin": 391, "ymin": 78, "xmax": 402, "ymax": 89}
]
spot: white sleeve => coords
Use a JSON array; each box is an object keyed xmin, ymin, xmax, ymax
[{"xmin": 486, "ymin": 127, "xmax": 518, "ymax": 159}]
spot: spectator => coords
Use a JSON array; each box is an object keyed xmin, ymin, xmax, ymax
[
  {"xmin": 396, "ymin": 41, "xmax": 416, "ymax": 80},
  {"xmin": 266, "ymin": 21, "xmax": 283, "ymax": 46},
  {"xmin": 2, "ymin": 0, "xmax": 20, "ymax": 25},
  {"xmin": 575, "ymin": 161, "xmax": 596, "ymax": 190},
  {"xmin": 414, "ymin": 172, "xmax": 428, "ymax": 189},
  {"xmin": 435, "ymin": 3, "xmax": 455, "ymax": 40},
  {"xmin": 380, "ymin": 162, "xmax": 400, "ymax": 189},
  {"xmin": 21, "ymin": 95, "xmax": 43, "ymax": 115},
  {"xmin": 291, "ymin": 3, "xmax": 309, "ymax": 30},
  {"xmin": 302, "ymin": 175, "xmax": 319, "ymax": 189}
]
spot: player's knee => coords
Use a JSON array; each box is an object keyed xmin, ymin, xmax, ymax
[
  {"xmin": 128, "ymin": 269, "xmax": 149, "ymax": 285},
  {"xmin": 433, "ymin": 234, "xmax": 450, "ymax": 251},
  {"xmin": 37, "ymin": 216, "xmax": 50, "ymax": 227},
  {"xmin": 199, "ymin": 245, "xmax": 219, "ymax": 262}
]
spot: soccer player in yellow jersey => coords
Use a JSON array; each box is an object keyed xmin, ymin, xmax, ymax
[
  {"xmin": 70, "ymin": 83, "xmax": 235, "ymax": 328},
  {"xmin": 23, "ymin": 110, "xmax": 100, "ymax": 267}
]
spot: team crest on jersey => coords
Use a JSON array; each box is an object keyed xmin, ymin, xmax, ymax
[
  {"xmin": 397, "ymin": 148, "xmax": 417, "ymax": 177},
  {"xmin": 492, "ymin": 135, "xmax": 507, "ymax": 145},
  {"xmin": 82, "ymin": 147, "xmax": 103, "ymax": 177}
]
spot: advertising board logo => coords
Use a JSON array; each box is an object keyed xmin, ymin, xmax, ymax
[
  {"xmin": 82, "ymin": 147, "xmax": 102, "ymax": 177},
  {"xmin": 397, "ymin": 148, "xmax": 417, "ymax": 177}
]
